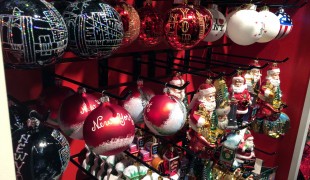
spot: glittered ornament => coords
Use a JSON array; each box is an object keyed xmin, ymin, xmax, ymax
[
  {"xmin": 203, "ymin": 4, "xmax": 226, "ymax": 42},
  {"xmin": 0, "ymin": 0, "xmax": 68, "ymax": 68},
  {"xmin": 227, "ymin": 4, "xmax": 264, "ymax": 46},
  {"xmin": 50, "ymin": 0, "xmax": 72, "ymax": 15},
  {"xmin": 193, "ymin": 0, "xmax": 213, "ymax": 37},
  {"xmin": 144, "ymin": 89, "xmax": 187, "ymax": 136},
  {"xmin": 83, "ymin": 96, "xmax": 135, "ymax": 156},
  {"xmin": 274, "ymin": 7, "xmax": 293, "ymax": 39},
  {"xmin": 257, "ymin": 7, "xmax": 280, "ymax": 43},
  {"xmin": 12, "ymin": 118, "xmax": 70, "ymax": 180},
  {"xmin": 119, "ymin": 80, "xmax": 155, "ymax": 124},
  {"xmin": 63, "ymin": 0, "xmax": 124, "ymax": 59},
  {"xmin": 108, "ymin": 0, "xmax": 140, "ymax": 47},
  {"xmin": 138, "ymin": 0, "xmax": 163, "ymax": 47},
  {"xmin": 164, "ymin": 3, "xmax": 205, "ymax": 50},
  {"xmin": 59, "ymin": 88, "xmax": 99, "ymax": 139}
]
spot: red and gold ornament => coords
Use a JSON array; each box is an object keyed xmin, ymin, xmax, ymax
[
  {"xmin": 83, "ymin": 96, "xmax": 135, "ymax": 156},
  {"xmin": 143, "ymin": 88, "xmax": 187, "ymax": 136},
  {"xmin": 163, "ymin": 1, "xmax": 205, "ymax": 50},
  {"xmin": 193, "ymin": 0, "xmax": 213, "ymax": 37},
  {"xmin": 59, "ymin": 88, "xmax": 99, "ymax": 139}
]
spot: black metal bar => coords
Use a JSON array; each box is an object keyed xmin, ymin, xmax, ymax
[
  {"xmin": 212, "ymin": 52, "xmax": 289, "ymax": 63},
  {"xmin": 148, "ymin": 51, "xmax": 156, "ymax": 78},
  {"xmin": 254, "ymin": 147, "xmax": 278, "ymax": 156},
  {"xmin": 70, "ymin": 156, "xmax": 97, "ymax": 180},
  {"xmin": 133, "ymin": 53, "xmax": 142, "ymax": 80},
  {"xmin": 184, "ymin": 50, "xmax": 190, "ymax": 72},
  {"xmin": 53, "ymin": 74, "xmax": 131, "ymax": 100},
  {"xmin": 205, "ymin": 47, "xmax": 213, "ymax": 69},
  {"xmin": 98, "ymin": 58, "xmax": 109, "ymax": 87},
  {"xmin": 166, "ymin": 50, "xmax": 174, "ymax": 76}
]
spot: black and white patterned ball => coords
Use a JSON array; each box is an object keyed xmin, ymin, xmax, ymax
[
  {"xmin": 0, "ymin": 0, "xmax": 68, "ymax": 68},
  {"xmin": 63, "ymin": 0, "xmax": 124, "ymax": 59}
]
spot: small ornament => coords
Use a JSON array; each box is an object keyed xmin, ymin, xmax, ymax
[
  {"xmin": 12, "ymin": 117, "xmax": 70, "ymax": 180},
  {"xmin": 59, "ymin": 88, "xmax": 99, "ymax": 139},
  {"xmin": 220, "ymin": 132, "xmax": 242, "ymax": 167},
  {"xmin": 214, "ymin": 78, "xmax": 230, "ymax": 130},
  {"xmin": 138, "ymin": 0, "xmax": 163, "ymax": 47},
  {"xmin": 83, "ymin": 96, "xmax": 135, "ymax": 156},
  {"xmin": 163, "ymin": 1, "xmax": 205, "ymax": 50},
  {"xmin": 203, "ymin": 4, "xmax": 227, "ymax": 42},
  {"xmin": 109, "ymin": 0, "xmax": 140, "ymax": 47},
  {"xmin": 63, "ymin": 0, "xmax": 124, "ymax": 59},
  {"xmin": 0, "ymin": 0, "xmax": 68, "ymax": 68},
  {"xmin": 227, "ymin": 4, "xmax": 264, "ymax": 45},
  {"xmin": 119, "ymin": 79, "xmax": 155, "ymax": 124},
  {"xmin": 257, "ymin": 6, "xmax": 281, "ymax": 43},
  {"xmin": 163, "ymin": 146, "xmax": 179, "ymax": 176},
  {"xmin": 144, "ymin": 89, "xmax": 187, "ymax": 136},
  {"xmin": 123, "ymin": 163, "xmax": 148, "ymax": 180},
  {"xmin": 275, "ymin": 7, "xmax": 293, "ymax": 39}
]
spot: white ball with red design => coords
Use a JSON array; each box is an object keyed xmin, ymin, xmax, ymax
[
  {"xmin": 143, "ymin": 93, "xmax": 186, "ymax": 136},
  {"xmin": 59, "ymin": 89, "xmax": 99, "ymax": 139},
  {"xmin": 83, "ymin": 99, "xmax": 135, "ymax": 156},
  {"xmin": 203, "ymin": 8, "xmax": 227, "ymax": 42},
  {"xmin": 227, "ymin": 5, "xmax": 264, "ymax": 45},
  {"xmin": 257, "ymin": 9, "xmax": 280, "ymax": 43}
]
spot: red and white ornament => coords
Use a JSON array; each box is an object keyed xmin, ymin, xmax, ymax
[
  {"xmin": 59, "ymin": 88, "xmax": 99, "ymax": 139},
  {"xmin": 203, "ymin": 4, "xmax": 226, "ymax": 42},
  {"xmin": 227, "ymin": 4, "xmax": 264, "ymax": 45},
  {"xmin": 257, "ymin": 7, "xmax": 280, "ymax": 43},
  {"xmin": 143, "ymin": 89, "xmax": 187, "ymax": 136},
  {"xmin": 119, "ymin": 80, "xmax": 155, "ymax": 124},
  {"xmin": 83, "ymin": 96, "xmax": 135, "ymax": 156}
]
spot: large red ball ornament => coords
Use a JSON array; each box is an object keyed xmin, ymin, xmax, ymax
[
  {"xmin": 109, "ymin": 0, "xmax": 141, "ymax": 47},
  {"xmin": 83, "ymin": 97, "xmax": 135, "ymax": 156},
  {"xmin": 138, "ymin": 1, "xmax": 164, "ymax": 47},
  {"xmin": 164, "ymin": 4, "xmax": 205, "ymax": 50},
  {"xmin": 119, "ymin": 80, "xmax": 155, "ymax": 124},
  {"xmin": 144, "ymin": 91, "xmax": 187, "ymax": 136},
  {"xmin": 59, "ymin": 88, "xmax": 99, "ymax": 139}
]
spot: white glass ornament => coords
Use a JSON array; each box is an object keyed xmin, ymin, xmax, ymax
[
  {"xmin": 203, "ymin": 4, "xmax": 227, "ymax": 42},
  {"xmin": 257, "ymin": 7, "xmax": 280, "ymax": 43},
  {"xmin": 225, "ymin": 9, "xmax": 237, "ymax": 37},
  {"xmin": 227, "ymin": 5, "xmax": 264, "ymax": 46}
]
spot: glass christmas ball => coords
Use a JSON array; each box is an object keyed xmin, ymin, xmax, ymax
[
  {"xmin": 0, "ymin": 0, "xmax": 68, "ymax": 68},
  {"xmin": 257, "ymin": 7, "xmax": 280, "ymax": 43},
  {"xmin": 50, "ymin": 0, "xmax": 72, "ymax": 15},
  {"xmin": 274, "ymin": 7, "xmax": 293, "ymax": 39},
  {"xmin": 203, "ymin": 5, "xmax": 226, "ymax": 42},
  {"xmin": 194, "ymin": 5, "xmax": 213, "ymax": 38},
  {"xmin": 164, "ymin": 4, "xmax": 205, "ymax": 50},
  {"xmin": 138, "ymin": 2, "xmax": 163, "ymax": 47},
  {"xmin": 63, "ymin": 0, "xmax": 124, "ymax": 59}
]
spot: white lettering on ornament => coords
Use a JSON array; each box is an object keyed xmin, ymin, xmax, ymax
[
  {"xmin": 80, "ymin": 103, "xmax": 97, "ymax": 114},
  {"xmin": 92, "ymin": 113, "xmax": 134, "ymax": 132},
  {"xmin": 14, "ymin": 134, "xmax": 31, "ymax": 178}
]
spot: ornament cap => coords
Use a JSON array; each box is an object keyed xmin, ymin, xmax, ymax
[
  {"xmin": 208, "ymin": 4, "xmax": 218, "ymax": 10},
  {"xmin": 259, "ymin": 6, "xmax": 270, "ymax": 12},
  {"xmin": 147, "ymin": 169, "xmax": 152, "ymax": 175},
  {"xmin": 137, "ymin": 79, "xmax": 144, "ymax": 87},
  {"xmin": 99, "ymin": 96, "xmax": 110, "ymax": 103},
  {"xmin": 78, "ymin": 87, "xmax": 87, "ymax": 94}
]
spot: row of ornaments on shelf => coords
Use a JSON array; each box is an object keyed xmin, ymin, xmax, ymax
[{"xmin": 0, "ymin": 0, "xmax": 293, "ymax": 68}]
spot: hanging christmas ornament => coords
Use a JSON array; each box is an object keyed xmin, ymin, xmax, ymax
[
  {"xmin": 203, "ymin": 4, "xmax": 226, "ymax": 42},
  {"xmin": 108, "ymin": 0, "xmax": 140, "ymax": 47},
  {"xmin": 38, "ymin": 79, "xmax": 75, "ymax": 126},
  {"xmin": 12, "ymin": 117, "xmax": 70, "ymax": 180},
  {"xmin": 0, "ymin": 0, "xmax": 68, "ymax": 68},
  {"xmin": 193, "ymin": 0, "xmax": 213, "ymax": 37},
  {"xmin": 83, "ymin": 96, "xmax": 135, "ymax": 156},
  {"xmin": 274, "ymin": 7, "xmax": 293, "ymax": 39},
  {"xmin": 257, "ymin": 6, "xmax": 280, "ymax": 43},
  {"xmin": 119, "ymin": 79, "xmax": 155, "ymax": 124},
  {"xmin": 63, "ymin": 0, "xmax": 123, "ymax": 59},
  {"xmin": 144, "ymin": 88, "xmax": 187, "ymax": 136},
  {"xmin": 163, "ymin": 0, "xmax": 205, "ymax": 50},
  {"xmin": 138, "ymin": 0, "xmax": 163, "ymax": 47},
  {"xmin": 225, "ymin": 9, "xmax": 237, "ymax": 37},
  {"xmin": 59, "ymin": 88, "xmax": 99, "ymax": 139},
  {"xmin": 227, "ymin": 4, "xmax": 264, "ymax": 46}
]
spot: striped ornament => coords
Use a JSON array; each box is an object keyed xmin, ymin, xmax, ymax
[{"xmin": 275, "ymin": 8, "xmax": 293, "ymax": 39}]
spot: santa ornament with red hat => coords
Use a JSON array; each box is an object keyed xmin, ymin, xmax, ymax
[
  {"xmin": 188, "ymin": 79, "xmax": 224, "ymax": 147},
  {"xmin": 244, "ymin": 60, "xmax": 262, "ymax": 102},
  {"xmin": 168, "ymin": 72, "xmax": 188, "ymax": 108}
]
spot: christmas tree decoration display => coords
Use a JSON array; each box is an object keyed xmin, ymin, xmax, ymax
[
  {"xmin": 63, "ymin": 0, "xmax": 124, "ymax": 59},
  {"xmin": 83, "ymin": 96, "xmax": 135, "ymax": 156},
  {"xmin": 0, "ymin": 0, "xmax": 68, "ymax": 68},
  {"xmin": 275, "ymin": 7, "xmax": 293, "ymax": 39},
  {"xmin": 163, "ymin": 0, "xmax": 205, "ymax": 50}
]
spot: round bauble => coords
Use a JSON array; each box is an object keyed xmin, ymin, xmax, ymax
[
  {"xmin": 164, "ymin": 4, "xmax": 205, "ymax": 50},
  {"xmin": 119, "ymin": 80, "xmax": 155, "ymax": 124},
  {"xmin": 109, "ymin": 0, "xmax": 140, "ymax": 47},
  {"xmin": 138, "ymin": 2, "xmax": 163, "ymax": 47},
  {"xmin": 12, "ymin": 120, "xmax": 70, "ymax": 180},
  {"xmin": 144, "ymin": 92, "xmax": 187, "ymax": 136},
  {"xmin": 83, "ymin": 97, "xmax": 135, "ymax": 156},
  {"xmin": 225, "ymin": 9, "xmax": 237, "ymax": 37},
  {"xmin": 0, "ymin": 0, "xmax": 68, "ymax": 68},
  {"xmin": 257, "ymin": 8, "xmax": 280, "ymax": 43},
  {"xmin": 63, "ymin": 0, "xmax": 124, "ymax": 59},
  {"xmin": 194, "ymin": 5, "xmax": 213, "ymax": 37},
  {"xmin": 203, "ymin": 7, "xmax": 226, "ymax": 42},
  {"xmin": 39, "ymin": 84, "xmax": 75, "ymax": 126},
  {"xmin": 59, "ymin": 88, "xmax": 99, "ymax": 139},
  {"xmin": 274, "ymin": 8, "xmax": 293, "ymax": 39},
  {"xmin": 227, "ymin": 5, "xmax": 264, "ymax": 46}
]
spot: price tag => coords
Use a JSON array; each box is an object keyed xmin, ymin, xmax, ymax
[{"xmin": 252, "ymin": 158, "xmax": 263, "ymax": 175}]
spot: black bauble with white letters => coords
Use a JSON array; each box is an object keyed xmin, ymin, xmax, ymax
[
  {"xmin": 63, "ymin": 0, "xmax": 124, "ymax": 59},
  {"xmin": 0, "ymin": 0, "xmax": 68, "ymax": 68}
]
